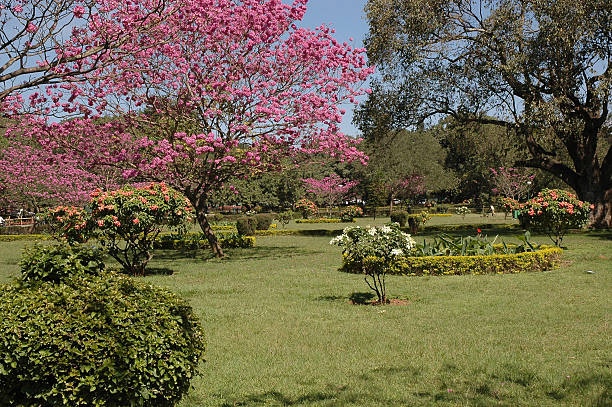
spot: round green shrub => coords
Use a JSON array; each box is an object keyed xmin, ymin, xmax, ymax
[
  {"xmin": 390, "ymin": 210, "xmax": 409, "ymax": 227},
  {"xmin": 19, "ymin": 243, "xmax": 105, "ymax": 284},
  {"xmin": 0, "ymin": 272, "xmax": 205, "ymax": 406},
  {"xmin": 236, "ymin": 217, "xmax": 256, "ymax": 235},
  {"xmin": 254, "ymin": 213, "xmax": 273, "ymax": 230}
]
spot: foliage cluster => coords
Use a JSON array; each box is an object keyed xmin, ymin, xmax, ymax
[
  {"xmin": 48, "ymin": 183, "xmax": 193, "ymax": 275},
  {"xmin": 154, "ymin": 233, "xmax": 255, "ymax": 250},
  {"xmin": 19, "ymin": 243, "xmax": 105, "ymax": 284},
  {"xmin": 0, "ymin": 271, "xmax": 205, "ymax": 406},
  {"xmin": 390, "ymin": 210, "xmax": 409, "ymax": 227},
  {"xmin": 339, "ymin": 205, "xmax": 364, "ymax": 222}
]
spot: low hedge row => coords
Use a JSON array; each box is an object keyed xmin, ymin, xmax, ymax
[
  {"xmin": 210, "ymin": 225, "xmax": 236, "ymax": 230},
  {"xmin": 0, "ymin": 234, "xmax": 50, "ymax": 242},
  {"xmin": 295, "ymin": 218, "xmax": 347, "ymax": 223},
  {"xmin": 341, "ymin": 247, "xmax": 562, "ymax": 276},
  {"xmin": 154, "ymin": 233, "xmax": 255, "ymax": 250}
]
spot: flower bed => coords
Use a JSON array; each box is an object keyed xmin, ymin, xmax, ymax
[{"xmin": 341, "ymin": 246, "xmax": 562, "ymax": 276}]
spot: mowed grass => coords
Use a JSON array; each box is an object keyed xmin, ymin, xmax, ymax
[{"xmin": 0, "ymin": 218, "xmax": 610, "ymax": 406}]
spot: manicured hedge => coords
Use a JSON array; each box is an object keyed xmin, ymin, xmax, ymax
[
  {"xmin": 0, "ymin": 272, "xmax": 205, "ymax": 406},
  {"xmin": 0, "ymin": 234, "xmax": 50, "ymax": 241},
  {"xmin": 340, "ymin": 247, "xmax": 562, "ymax": 276},
  {"xmin": 210, "ymin": 225, "xmax": 236, "ymax": 230},
  {"xmin": 295, "ymin": 218, "xmax": 346, "ymax": 223},
  {"xmin": 154, "ymin": 233, "xmax": 255, "ymax": 250}
]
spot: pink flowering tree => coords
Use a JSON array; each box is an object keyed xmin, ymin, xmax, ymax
[
  {"xmin": 0, "ymin": 118, "xmax": 125, "ymax": 209},
  {"xmin": 0, "ymin": 0, "xmax": 182, "ymax": 111},
  {"xmin": 3, "ymin": 0, "xmax": 373, "ymax": 257},
  {"xmin": 303, "ymin": 174, "xmax": 359, "ymax": 215},
  {"xmin": 74, "ymin": 0, "xmax": 372, "ymax": 257},
  {"xmin": 386, "ymin": 174, "xmax": 425, "ymax": 212},
  {"xmin": 490, "ymin": 167, "xmax": 535, "ymax": 202}
]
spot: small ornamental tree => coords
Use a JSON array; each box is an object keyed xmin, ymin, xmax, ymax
[
  {"xmin": 330, "ymin": 223, "xmax": 415, "ymax": 304},
  {"xmin": 490, "ymin": 167, "xmax": 535, "ymax": 201},
  {"xmin": 386, "ymin": 174, "xmax": 425, "ymax": 212},
  {"xmin": 295, "ymin": 199, "xmax": 318, "ymax": 219},
  {"xmin": 53, "ymin": 183, "xmax": 193, "ymax": 275},
  {"xmin": 89, "ymin": 183, "xmax": 192, "ymax": 275},
  {"xmin": 518, "ymin": 189, "xmax": 591, "ymax": 247},
  {"xmin": 302, "ymin": 174, "xmax": 359, "ymax": 214}
]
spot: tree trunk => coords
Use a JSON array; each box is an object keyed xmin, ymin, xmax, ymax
[
  {"xmin": 584, "ymin": 188, "xmax": 612, "ymax": 229},
  {"xmin": 191, "ymin": 196, "xmax": 224, "ymax": 257}
]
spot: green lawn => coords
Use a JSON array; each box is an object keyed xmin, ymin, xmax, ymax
[{"xmin": 0, "ymin": 219, "xmax": 610, "ymax": 406}]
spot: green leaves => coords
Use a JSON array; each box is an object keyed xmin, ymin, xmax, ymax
[{"xmin": 0, "ymin": 272, "xmax": 205, "ymax": 406}]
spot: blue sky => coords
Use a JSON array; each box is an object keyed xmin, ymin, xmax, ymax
[{"xmin": 298, "ymin": 0, "xmax": 370, "ymax": 137}]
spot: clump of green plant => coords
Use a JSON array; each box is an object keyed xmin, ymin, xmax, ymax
[
  {"xmin": 330, "ymin": 223, "xmax": 416, "ymax": 304},
  {"xmin": 276, "ymin": 210, "xmax": 294, "ymax": 228},
  {"xmin": 390, "ymin": 210, "xmax": 409, "ymax": 226},
  {"xmin": 254, "ymin": 213, "xmax": 274, "ymax": 230},
  {"xmin": 295, "ymin": 198, "xmax": 318, "ymax": 219},
  {"xmin": 48, "ymin": 183, "xmax": 193, "ymax": 275},
  {"xmin": 339, "ymin": 205, "xmax": 363, "ymax": 222},
  {"xmin": 19, "ymin": 243, "xmax": 105, "ymax": 284},
  {"xmin": 236, "ymin": 217, "xmax": 256, "ymax": 235},
  {"xmin": 411, "ymin": 232, "xmax": 540, "ymax": 257},
  {"xmin": 0, "ymin": 271, "xmax": 206, "ymax": 406}
]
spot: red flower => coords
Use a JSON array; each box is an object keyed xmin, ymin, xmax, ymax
[{"xmin": 477, "ymin": 228, "xmax": 481, "ymax": 233}]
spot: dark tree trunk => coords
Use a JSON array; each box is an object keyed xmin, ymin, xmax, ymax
[
  {"xmin": 576, "ymin": 184, "xmax": 612, "ymax": 229},
  {"xmin": 189, "ymin": 193, "xmax": 224, "ymax": 257}
]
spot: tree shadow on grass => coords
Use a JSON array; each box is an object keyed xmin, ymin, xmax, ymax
[
  {"xmin": 143, "ymin": 267, "xmax": 174, "ymax": 276},
  {"xmin": 211, "ymin": 364, "xmax": 611, "ymax": 406}
]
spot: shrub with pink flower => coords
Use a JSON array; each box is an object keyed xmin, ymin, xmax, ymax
[
  {"xmin": 46, "ymin": 206, "xmax": 89, "ymax": 244},
  {"xmin": 89, "ymin": 183, "xmax": 193, "ymax": 275},
  {"xmin": 518, "ymin": 189, "xmax": 591, "ymax": 246},
  {"xmin": 339, "ymin": 205, "xmax": 363, "ymax": 222},
  {"xmin": 52, "ymin": 183, "xmax": 192, "ymax": 275},
  {"xmin": 295, "ymin": 199, "xmax": 318, "ymax": 219}
]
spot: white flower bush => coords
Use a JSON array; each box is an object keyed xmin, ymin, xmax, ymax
[{"xmin": 330, "ymin": 223, "xmax": 415, "ymax": 304}]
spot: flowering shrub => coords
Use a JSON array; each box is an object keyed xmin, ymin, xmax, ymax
[
  {"xmin": 339, "ymin": 205, "xmax": 363, "ymax": 222},
  {"xmin": 518, "ymin": 189, "xmax": 591, "ymax": 246},
  {"xmin": 330, "ymin": 223, "xmax": 416, "ymax": 304},
  {"xmin": 295, "ymin": 199, "xmax": 318, "ymax": 219},
  {"xmin": 456, "ymin": 206, "xmax": 471, "ymax": 219},
  {"xmin": 89, "ymin": 183, "xmax": 193, "ymax": 274},
  {"xmin": 46, "ymin": 206, "xmax": 90, "ymax": 244}
]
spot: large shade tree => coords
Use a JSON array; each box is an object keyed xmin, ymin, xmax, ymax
[{"xmin": 358, "ymin": 0, "xmax": 612, "ymax": 227}]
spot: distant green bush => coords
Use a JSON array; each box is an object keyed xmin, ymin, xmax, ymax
[
  {"xmin": 390, "ymin": 210, "xmax": 409, "ymax": 227},
  {"xmin": 254, "ymin": 214, "xmax": 274, "ymax": 230},
  {"xmin": 236, "ymin": 217, "xmax": 256, "ymax": 235},
  {"xmin": 0, "ymin": 271, "xmax": 205, "ymax": 406}
]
